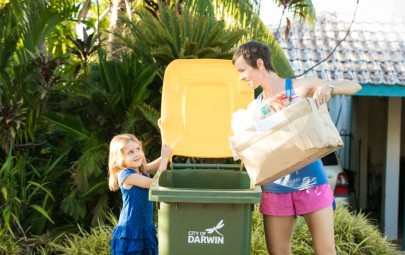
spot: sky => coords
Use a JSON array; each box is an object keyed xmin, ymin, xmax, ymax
[{"xmin": 259, "ymin": 0, "xmax": 404, "ymax": 26}]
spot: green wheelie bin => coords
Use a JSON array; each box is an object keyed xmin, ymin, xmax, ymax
[{"xmin": 149, "ymin": 59, "xmax": 262, "ymax": 255}]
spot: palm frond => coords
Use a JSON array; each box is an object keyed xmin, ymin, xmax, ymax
[
  {"xmin": 97, "ymin": 50, "xmax": 158, "ymax": 111},
  {"xmin": 73, "ymin": 143, "xmax": 107, "ymax": 192},
  {"xmin": 117, "ymin": 4, "xmax": 244, "ymax": 67},
  {"xmin": 20, "ymin": 0, "xmax": 65, "ymax": 57},
  {"xmin": 137, "ymin": 103, "xmax": 161, "ymax": 132},
  {"xmin": 0, "ymin": 3, "xmax": 20, "ymax": 74},
  {"xmin": 90, "ymin": 193, "xmax": 109, "ymax": 226},
  {"xmin": 60, "ymin": 190, "xmax": 87, "ymax": 221},
  {"xmin": 43, "ymin": 113, "xmax": 93, "ymax": 142}
]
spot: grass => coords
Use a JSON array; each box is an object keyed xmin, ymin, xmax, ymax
[{"xmin": 1, "ymin": 202, "xmax": 402, "ymax": 255}]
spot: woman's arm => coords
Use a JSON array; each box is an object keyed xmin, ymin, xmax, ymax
[{"xmin": 295, "ymin": 78, "xmax": 362, "ymax": 105}]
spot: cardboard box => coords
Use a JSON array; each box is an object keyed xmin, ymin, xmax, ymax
[{"xmin": 229, "ymin": 98, "xmax": 344, "ymax": 186}]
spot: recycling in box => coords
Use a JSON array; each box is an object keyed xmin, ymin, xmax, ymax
[{"xmin": 229, "ymin": 98, "xmax": 344, "ymax": 186}]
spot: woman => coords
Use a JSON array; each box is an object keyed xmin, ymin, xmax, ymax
[{"xmin": 232, "ymin": 40, "xmax": 361, "ymax": 255}]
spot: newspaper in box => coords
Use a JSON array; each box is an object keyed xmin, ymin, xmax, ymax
[{"xmin": 229, "ymin": 98, "xmax": 343, "ymax": 186}]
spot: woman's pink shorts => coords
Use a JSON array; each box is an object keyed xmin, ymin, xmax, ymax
[{"xmin": 259, "ymin": 184, "xmax": 335, "ymax": 216}]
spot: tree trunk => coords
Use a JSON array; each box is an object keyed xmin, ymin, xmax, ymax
[{"xmin": 108, "ymin": 0, "xmax": 127, "ymax": 61}]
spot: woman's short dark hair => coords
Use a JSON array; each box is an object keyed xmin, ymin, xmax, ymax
[{"xmin": 232, "ymin": 41, "xmax": 277, "ymax": 73}]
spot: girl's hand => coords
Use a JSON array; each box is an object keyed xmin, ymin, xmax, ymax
[
  {"xmin": 145, "ymin": 145, "xmax": 172, "ymax": 173},
  {"xmin": 161, "ymin": 144, "xmax": 173, "ymax": 158},
  {"xmin": 313, "ymin": 84, "xmax": 333, "ymax": 107}
]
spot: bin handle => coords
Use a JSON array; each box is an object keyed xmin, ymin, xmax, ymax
[
  {"xmin": 166, "ymin": 156, "xmax": 245, "ymax": 171},
  {"xmin": 170, "ymin": 162, "xmax": 243, "ymax": 170}
]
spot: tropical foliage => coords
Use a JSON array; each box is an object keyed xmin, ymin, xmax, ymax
[
  {"xmin": 1, "ymin": 203, "xmax": 400, "ymax": 254},
  {"xmin": 2, "ymin": 1, "xmax": 398, "ymax": 255},
  {"xmin": 0, "ymin": 0, "xmax": 294, "ymax": 237}
]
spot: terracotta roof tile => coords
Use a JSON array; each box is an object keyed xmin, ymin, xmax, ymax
[{"xmin": 273, "ymin": 14, "xmax": 405, "ymax": 86}]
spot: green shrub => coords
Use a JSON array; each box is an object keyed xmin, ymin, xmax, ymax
[
  {"xmin": 251, "ymin": 202, "xmax": 401, "ymax": 255},
  {"xmin": 0, "ymin": 232, "xmax": 54, "ymax": 255},
  {"xmin": 2, "ymin": 202, "xmax": 401, "ymax": 254},
  {"xmin": 0, "ymin": 234, "xmax": 23, "ymax": 255},
  {"xmin": 332, "ymin": 202, "xmax": 400, "ymax": 255},
  {"xmin": 48, "ymin": 225, "xmax": 112, "ymax": 255}
]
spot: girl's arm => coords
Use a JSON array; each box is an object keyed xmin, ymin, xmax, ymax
[
  {"xmin": 146, "ymin": 157, "xmax": 163, "ymax": 173},
  {"xmin": 121, "ymin": 145, "xmax": 173, "ymax": 189},
  {"xmin": 146, "ymin": 144, "xmax": 173, "ymax": 173},
  {"xmin": 121, "ymin": 155, "xmax": 170, "ymax": 189},
  {"xmin": 122, "ymin": 173, "xmax": 153, "ymax": 189}
]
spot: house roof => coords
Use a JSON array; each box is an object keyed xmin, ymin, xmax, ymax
[{"xmin": 272, "ymin": 14, "xmax": 405, "ymax": 96}]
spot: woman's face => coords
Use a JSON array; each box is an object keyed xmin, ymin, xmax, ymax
[
  {"xmin": 121, "ymin": 141, "xmax": 144, "ymax": 169},
  {"xmin": 233, "ymin": 55, "xmax": 261, "ymax": 90}
]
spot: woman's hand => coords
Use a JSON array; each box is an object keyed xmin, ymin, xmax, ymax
[{"xmin": 312, "ymin": 84, "xmax": 333, "ymax": 107}]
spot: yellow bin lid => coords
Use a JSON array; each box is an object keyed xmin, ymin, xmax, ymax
[{"xmin": 160, "ymin": 59, "xmax": 253, "ymax": 158}]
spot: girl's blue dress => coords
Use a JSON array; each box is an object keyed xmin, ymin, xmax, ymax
[{"xmin": 110, "ymin": 168, "xmax": 158, "ymax": 255}]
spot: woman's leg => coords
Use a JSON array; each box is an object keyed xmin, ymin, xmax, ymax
[
  {"xmin": 303, "ymin": 205, "xmax": 336, "ymax": 255},
  {"xmin": 263, "ymin": 214, "xmax": 295, "ymax": 255}
]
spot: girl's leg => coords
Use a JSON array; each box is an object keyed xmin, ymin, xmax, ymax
[
  {"xmin": 263, "ymin": 215, "xmax": 295, "ymax": 255},
  {"xmin": 303, "ymin": 205, "xmax": 336, "ymax": 255}
]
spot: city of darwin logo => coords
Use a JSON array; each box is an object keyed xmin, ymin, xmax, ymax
[{"xmin": 187, "ymin": 220, "xmax": 225, "ymax": 244}]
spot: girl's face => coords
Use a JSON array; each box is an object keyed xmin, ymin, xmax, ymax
[
  {"xmin": 233, "ymin": 56, "xmax": 262, "ymax": 90},
  {"xmin": 121, "ymin": 141, "xmax": 144, "ymax": 169}
]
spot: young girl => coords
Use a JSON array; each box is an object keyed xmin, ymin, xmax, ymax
[
  {"xmin": 232, "ymin": 41, "xmax": 361, "ymax": 255},
  {"xmin": 108, "ymin": 134, "xmax": 172, "ymax": 255}
]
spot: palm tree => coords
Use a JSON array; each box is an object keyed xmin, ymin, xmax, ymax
[
  {"xmin": 92, "ymin": 0, "xmax": 315, "ymax": 75},
  {"xmin": 0, "ymin": 0, "xmax": 318, "ymax": 239},
  {"xmin": 43, "ymin": 49, "xmax": 161, "ymax": 226},
  {"xmin": 0, "ymin": 0, "xmax": 82, "ymax": 237},
  {"xmin": 108, "ymin": 0, "xmax": 127, "ymax": 59},
  {"xmin": 115, "ymin": 3, "xmax": 244, "ymax": 66},
  {"xmin": 110, "ymin": 0, "xmax": 309, "ymax": 78}
]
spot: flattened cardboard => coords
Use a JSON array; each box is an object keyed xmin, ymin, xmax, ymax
[{"xmin": 229, "ymin": 98, "xmax": 344, "ymax": 186}]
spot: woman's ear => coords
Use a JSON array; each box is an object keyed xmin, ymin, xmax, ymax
[{"xmin": 256, "ymin": 59, "xmax": 264, "ymax": 69}]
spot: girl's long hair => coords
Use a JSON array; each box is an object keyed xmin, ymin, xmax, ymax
[{"xmin": 108, "ymin": 134, "xmax": 147, "ymax": 191}]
